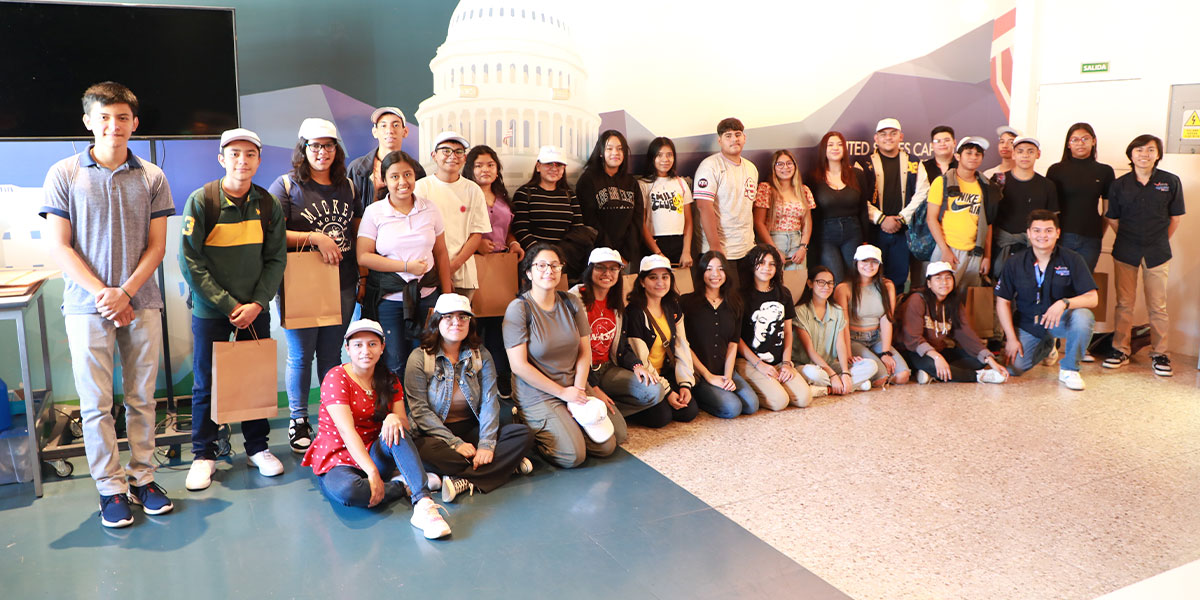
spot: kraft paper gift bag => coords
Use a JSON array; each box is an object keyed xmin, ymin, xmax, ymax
[
  {"xmin": 212, "ymin": 335, "xmax": 279, "ymax": 424},
  {"xmin": 471, "ymin": 252, "xmax": 520, "ymax": 318},
  {"xmin": 280, "ymin": 250, "xmax": 341, "ymax": 329},
  {"xmin": 966, "ymin": 286, "xmax": 995, "ymax": 338}
]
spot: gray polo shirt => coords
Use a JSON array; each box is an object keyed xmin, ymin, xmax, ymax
[{"xmin": 40, "ymin": 148, "xmax": 175, "ymax": 314}]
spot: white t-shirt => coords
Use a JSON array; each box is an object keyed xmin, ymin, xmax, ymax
[
  {"xmin": 638, "ymin": 176, "xmax": 693, "ymax": 237},
  {"xmin": 415, "ymin": 175, "xmax": 492, "ymax": 288},
  {"xmin": 692, "ymin": 153, "xmax": 758, "ymax": 260}
]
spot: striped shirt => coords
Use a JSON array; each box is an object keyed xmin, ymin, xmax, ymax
[{"xmin": 510, "ymin": 183, "xmax": 582, "ymax": 248}]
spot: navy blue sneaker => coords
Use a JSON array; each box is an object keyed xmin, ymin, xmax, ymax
[
  {"xmin": 128, "ymin": 481, "xmax": 174, "ymax": 515},
  {"xmin": 99, "ymin": 493, "xmax": 134, "ymax": 528}
]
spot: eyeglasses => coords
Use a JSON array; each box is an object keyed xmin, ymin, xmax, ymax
[
  {"xmin": 812, "ymin": 279, "xmax": 835, "ymax": 288},
  {"xmin": 1068, "ymin": 136, "xmax": 1093, "ymax": 144},
  {"xmin": 435, "ymin": 147, "xmax": 467, "ymax": 157},
  {"xmin": 593, "ymin": 264, "xmax": 622, "ymax": 273},
  {"xmin": 774, "ymin": 161, "xmax": 796, "ymax": 168},
  {"xmin": 442, "ymin": 313, "xmax": 472, "ymax": 324},
  {"xmin": 532, "ymin": 262, "xmax": 563, "ymax": 273},
  {"xmin": 306, "ymin": 142, "xmax": 337, "ymax": 153}
]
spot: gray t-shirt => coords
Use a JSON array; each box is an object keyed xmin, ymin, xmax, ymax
[
  {"xmin": 40, "ymin": 149, "xmax": 175, "ymax": 314},
  {"xmin": 502, "ymin": 291, "xmax": 588, "ymax": 404}
]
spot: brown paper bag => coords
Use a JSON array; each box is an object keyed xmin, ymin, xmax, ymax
[
  {"xmin": 782, "ymin": 270, "xmax": 807, "ymax": 304},
  {"xmin": 1093, "ymin": 271, "xmax": 1108, "ymax": 323},
  {"xmin": 212, "ymin": 337, "xmax": 279, "ymax": 424},
  {"xmin": 280, "ymin": 251, "xmax": 341, "ymax": 329},
  {"xmin": 966, "ymin": 285, "xmax": 995, "ymax": 338},
  {"xmin": 471, "ymin": 252, "xmax": 520, "ymax": 318}
]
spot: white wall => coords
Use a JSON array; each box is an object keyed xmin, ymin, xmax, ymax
[{"xmin": 1013, "ymin": 0, "xmax": 1200, "ymax": 358}]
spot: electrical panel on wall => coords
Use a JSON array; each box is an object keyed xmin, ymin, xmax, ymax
[{"xmin": 1166, "ymin": 83, "xmax": 1200, "ymax": 154}]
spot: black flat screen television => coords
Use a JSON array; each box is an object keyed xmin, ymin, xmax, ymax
[{"xmin": 0, "ymin": 1, "xmax": 239, "ymax": 140}]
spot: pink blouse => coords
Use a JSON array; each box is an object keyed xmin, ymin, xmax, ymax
[{"xmin": 754, "ymin": 182, "xmax": 813, "ymax": 233}]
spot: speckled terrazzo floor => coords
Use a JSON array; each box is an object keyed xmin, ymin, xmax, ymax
[{"xmin": 624, "ymin": 353, "xmax": 1200, "ymax": 600}]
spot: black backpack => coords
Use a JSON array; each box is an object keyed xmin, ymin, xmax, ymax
[{"xmin": 200, "ymin": 178, "xmax": 273, "ymax": 238}]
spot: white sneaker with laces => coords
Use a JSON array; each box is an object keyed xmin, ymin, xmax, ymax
[
  {"xmin": 916, "ymin": 370, "xmax": 932, "ymax": 385},
  {"xmin": 976, "ymin": 368, "xmax": 1008, "ymax": 384},
  {"xmin": 426, "ymin": 472, "xmax": 441, "ymax": 491},
  {"xmin": 1058, "ymin": 369, "xmax": 1085, "ymax": 391},
  {"xmin": 410, "ymin": 497, "xmax": 451, "ymax": 539},
  {"xmin": 857, "ymin": 380, "xmax": 872, "ymax": 392},
  {"xmin": 441, "ymin": 475, "xmax": 474, "ymax": 503},
  {"xmin": 247, "ymin": 450, "xmax": 284, "ymax": 477},
  {"xmin": 186, "ymin": 459, "xmax": 216, "ymax": 491}
]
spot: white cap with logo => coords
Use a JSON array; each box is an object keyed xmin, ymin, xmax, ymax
[
  {"xmin": 220, "ymin": 128, "xmax": 261, "ymax": 149},
  {"xmin": 298, "ymin": 118, "xmax": 340, "ymax": 141},
  {"xmin": 588, "ymin": 247, "xmax": 623, "ymax": 265},
  {"xmin": 344, "ymin": 318, "xmax": 384, "ymax": 340},
  {"xmin": 433, "ymin": 293, "xmax": 473, "ymax": 316},
  {"xmin": 567, "ymin": 397, "xmax": 615, "ymax": 443},
  {"xmin": 853, "ymin": 244, "xmax": 883, "ymax": 262},
  {"xmin": 536, "ymin": 145, "xmax": 566, "ymax": 164},
  {"xmin": 876, "ymin": 118, "xmax": 902, "ymax": 132},
  {"xmin": 926, "ymin": 261, "xmax": 955, "ymax": 278},
  {"xmin": 639, "ymin": 254, "xmax": 672, "ymax": 273}
]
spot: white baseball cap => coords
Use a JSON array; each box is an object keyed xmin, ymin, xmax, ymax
[
  {"xmin": 536, "ymin": 145, "xmax": 567, "ymax": 164},
  {"xmin": 344, "ymin": 319, "xmax": 384, "ymax": 340},
  {"xmin": 876, "ymin": 118, "xmax": 902, "ymax": 132},
  {"xmin": 220, "ymin": 128, "xmax": 261, "ymax": 149},
  {"xmin": 956, "ymin": 136, "xmax": 990, "ymax": 153},
  {"xmin": 433, "ymin": 130, "xmax": 469, "ymax": 149},
  {"xmin": 298, "ymin": 118, "xmax": 340, "ymax": 141},
  {"xmin": 1012, "ymin": 136, "xmax": 1040, "ymax": 150},
  {"xmin": 433, "ymin": 293, "xmax": 473, "ymax": 316},
  {"xmin": 567, "ymin": 398, "xmax": 615, "ymax": 443},
  {"xmin": 853, "ymin": 245, "xmax": 883, "ymax": 262},
  {"xmin": 588, "ymin": 247, "xmax": 623, "ymax": 265},
  {"xmin": 996, "ymin": 125, "xmax": 1019, "ymax": 138},
  {"xmin": 370, "ymin": 106, "xmax": 406, "ymax": 125},
  {"xmin": 639, "ymin": 254, "xmax": 672, "ymax": 273},
  {"xmin": 926, "ymin": 261, "xmax": 955, "ymax": 278}
]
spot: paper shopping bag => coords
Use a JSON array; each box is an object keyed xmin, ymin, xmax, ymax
[
  {"xmin": 965, "ymin": 285, "xmax": 995, "ymax": 338},
  {"xmin": 1093, "ymin": 271, "xmax": 1109, "ymax": 323},
  {"xmin": 280, "ymin": 251, "xmax": 341, "ymax": 329},
  {"xmin": 471, "ymin": 252, "xmax": 520, "ymax": 318},
  {"xmin": 211, "ymin": 337, "xmax": 279, "ymax": 424}
]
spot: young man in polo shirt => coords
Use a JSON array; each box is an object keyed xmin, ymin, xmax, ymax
[
  {"xmin": 856, "ymin": 118, "xmax": 920, "ymax": 289},
  {"xmin": 415, "ymin": 131, "xmax": 491, "ymax": 298},
  {"xmin": 983, "ymin": 125, "xmax": 1019, "ymax": 179},
  {"xmin": 347, "ymin": 107, "xmax": 426, "ymax": 210},
  {"xmin": 994, "ymin": 210, "xmax": 1096, "ymax": 390},
  {"xmin": 693, "ymin": 117, "xmax": 758, "ymax": 287},
  {"xmin": 1103, "ymin": 134, "xmax": 1185, "ymax": 376},
  {"xmin": 926, "ymin": 136, "xmax": 999, "ymax": 290},
  {"xmin": 179, "ymin": 128, "xmax": 288, "ymax": 490},
  {"xmin": 990, "ymin": 137, "xmax": 1058, "ymax": 276},
  {"xmin": 41, "ymin": 82, "xmax": 175, "ymax": 527}
]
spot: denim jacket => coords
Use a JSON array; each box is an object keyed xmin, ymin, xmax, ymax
[{"xmin": 403, "ymin": 345, "xmax": 500, "ymax": 451}]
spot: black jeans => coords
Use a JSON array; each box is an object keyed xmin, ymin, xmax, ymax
[{"xmin": 903, "ymin": 346, "xmax": 984, "ymax": 382}]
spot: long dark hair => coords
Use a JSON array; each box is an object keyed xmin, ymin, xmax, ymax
[
  {"xmin": 691, "ymin": 250, "xmax": 742, "ymax": 318},
  {"xmin": 376, "ymin": 150, "xmax": 422, "ymax": 201},
  {"xmin": 797, "ymin": 265, "xmax": 835, "ymax": 307},
  {"xmin": 1061, "ymin": 122, "xmax": 1098, "ymax": 161},
  {"xmin": 921, "ymin": 273, "xmax": 963, "ymax": 328},
  {"xmin": 627, "ymin": 267, "xmax": 683, "ymax": 339},
  {"xmin": 523, "ymin": 163, "xmax": 572, "ymax": 192},
  {"xmin": 849, "ymin": 256, "xmax": 893, "ymax": 324},
  {"xmin": 519, "ymin": 242, "xmax": 564, "ymax": 292},
  {"xmin": 741, "ymin": 243, "xmax": 784, "ymax": 296},
  {"xmin": 641, "ymin": 136, "xmax": 677, "ymax": 181},
  {"xmin": 812, "ymin": 131, "xmax": 858, "ymax": 190},
  {"xmin": 584, "ymin": 129, "xmax": 630, "ymax": 176},
  {"xmin": 579, "ymin": 262, "xmax": 625, "ymax": 317},
  {"xmin": 344, "ymin": 330, "xmax": 398, "ymax": 422},
  {"xmin": 418, "ymin": 310, "xmax": 482, "ymax": 352},
  {"xmin": 291, "ymin": 138, "xmax": 347, "ymax": 184},
  {"xmin": 463, "ymin": 145, "xmax": 509, "ymax": 202}
]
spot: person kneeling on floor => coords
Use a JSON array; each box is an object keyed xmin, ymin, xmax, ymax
[
  {"xmin": 994, "ymin": 210, "xmax": 1097, "ymax": 391},
  {"xmin": 302, "ymin": 319, "xmax": 452, "ymax": 539},
  {"xmin": 406, "ymin": 294, "xmax": 535, "ymax": 503}
]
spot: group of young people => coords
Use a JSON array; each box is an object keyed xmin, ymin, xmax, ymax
[{"xmin": 42, "ymin": 82, "xmax": 1183, "ymax": 534}]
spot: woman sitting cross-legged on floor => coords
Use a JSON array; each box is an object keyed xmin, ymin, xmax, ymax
[
  {"xmin": 405, "ymin": 293, "xmax": 535, "ymax": 503},
  {"xmin": 793, "ymin": 265, "xmax": 878, "ymax": 396},
  {"xmin": 301, "ymin": 319, "xmax": 452, "ymax": 539}
]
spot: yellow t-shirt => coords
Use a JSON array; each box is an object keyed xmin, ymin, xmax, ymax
[
  {"xmin": 647, "ymin": 313, "xmax": 672, "ymax": 371},
  {"xmin": 927, "ymin": 176, "xmax": 982, "ymax": 251}
]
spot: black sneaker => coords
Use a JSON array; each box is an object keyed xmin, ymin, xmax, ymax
[
  {"xmin": 128, "ymin": 481, "xmax": 174, "ymax": 515},
  {"xmin": 1103, "ymin": 350, "xmax": 1129, "ymax": 369},
  {"xmin": 1152, "ymin": 355, "xmax": 1173, "ymax": 377},
  {"xmin": 289, "ymin": 417, "xmax": 313, "ymax": 454},
  {"xmin": 99, "ymin": 493, "xmax": 134, "ymax": 528}
]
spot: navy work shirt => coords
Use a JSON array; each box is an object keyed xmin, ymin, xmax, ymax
[
  {"xmin": 1105, "ymin": 168, "xmax": 1185, "ymax": 268},
  {"xmin": 994, "ymin": 245, "xmax": 1096, "ymax": 338}
]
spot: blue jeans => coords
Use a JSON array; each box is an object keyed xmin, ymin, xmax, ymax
[
  {"xmin": 770, "ymin": 230, "xmax": 807, "ymax": 271},
  {"xmin": 283, "ymin": 287, "xmax": 356, "ymax": 419},
  {"xmin": 876, "ymin": 228, "xmax": 910, "ymax": 290},
  {"xmin": 820, "ymin": 217, "xmax": 863, "ymax": 283},
  {"xmin": 1009, "ymin": 309, "xmax": 1095, "ymax": 375},
  {"xmin": 317, "ymin": 434, "xmax": 430, "ymax": 507},
  {"xmin": 191, "ymin": 312, "xmax": 272, "ymax": 459},
  {"xmin": 692, "ymin": 372, "xmax": 758, "ymax": 418},
  {"xmin": 1061, "ymin": 233, "xmax": 1101, "ymax": 273},
  {"xmin": 378, "ymin": 291, "xmax": 440, "ymax": 375}
]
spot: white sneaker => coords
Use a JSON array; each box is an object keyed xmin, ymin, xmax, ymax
[
  {"xmin": 916, "ymin": 370, "xmax": 932, "ymax": 385},
  {"xmin": 1041, "ymin": 347, "xmax": 1059, "ymax": 367},
  {"xmin": 441, "ymin": 475, "xmax": 474, "ymax": 503},
  {"xmin": 976, "ymin": 368, "xmax": 1008, "ymax": 384},
  {"xmin": 185, "ymin": 459, "xmax": 216, "ymax": 491},
  {"xmin": 410, "ymin": 497, "xmax": 451, "ymax": 539},
  {"xmin": 426, "ymin": 472, "xmax": 441, "ymax": 491},
  {"xmin": 247, "ymin": 450, "xmax": 284, "ymax": 477},
  {"xmin": 1081, "ymin": 353, "xmax": 1096, "ymax": 363},
  {"xmin": 857, "ymin": 380, "xmax": 872, "ymax": 392},
  {"xmin": 516, "ymin": 457, "xmax": 534, "ymax": 475},
  {"xmin": 1058, "ymin": 369, "xmax": 1085, "ymax": 391}
]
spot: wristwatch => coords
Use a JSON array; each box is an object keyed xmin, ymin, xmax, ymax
[{"xmin": 1062, "ymin": 298, "xmax": 1071, "ymax": 309}]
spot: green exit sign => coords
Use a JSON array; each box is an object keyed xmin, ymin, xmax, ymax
[{"xmin": 1082, "ymin": 62, "xmax": 1109, "ymax": 73}]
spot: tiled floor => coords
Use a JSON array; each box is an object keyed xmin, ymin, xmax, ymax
[{"xmin": 624, "ymin": 355, "xmax": 1200, "ymax": 600}]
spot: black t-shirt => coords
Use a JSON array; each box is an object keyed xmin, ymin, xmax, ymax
[
  {"xmin": 811, "ymin": 180, "xmax": 863, "ymax": 219},
  {"xmin": 880, "ymin": 154, "xmax": 902, "ymax": 215},
  {"xmin": 993, "ymin": 171, "xmax": 1059, "ymax": 234},
  {"xmin": 740, "ymin": 287, "xmax": 796, "ymax": 365},
  {"xmin": 994, "ymin": 246, "xmax": 1096, "ymax": 338},
  {"xmin": 681, "ymin": 292, "xmax": 740, "ymax": 374},
  {"xmin": 1045, "ymin": 157, "xmax": 1115, "ymax": 238}
]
